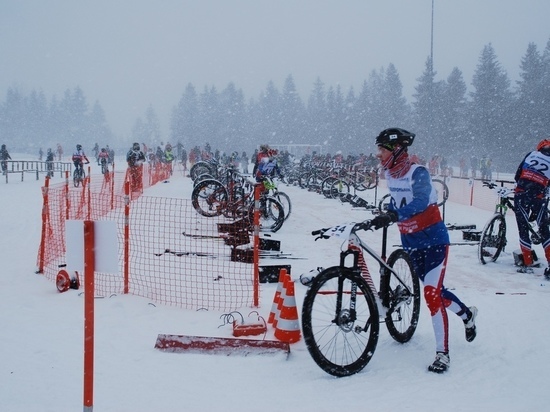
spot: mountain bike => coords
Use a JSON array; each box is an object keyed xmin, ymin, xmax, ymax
[
  {"xmin": 73, "ymin": 162, "xmax": 89, "ymax": 187},
  {"xmin": 301, "ymin": 220, "xmax": 421, "ymax": 377},
  {"xmin": 100, "ymin": 158, "xmax": 109, "ymax": 175},
  {"xmin": 478, "ymin": 181, "xmax": 545, "ymax": 264}
]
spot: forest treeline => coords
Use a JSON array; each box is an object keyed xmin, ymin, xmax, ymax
[{"xmin": 1, "ymin": 39, "xmax": 549, "ymax": 172}]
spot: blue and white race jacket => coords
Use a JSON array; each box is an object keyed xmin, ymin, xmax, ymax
[
  {"xmin": 385, "ymin": 164, "xmax": 449, "ymax": 249},
  {"xmin": 514, "ymin": 150, "xmax": 550, "ymax": 196}
]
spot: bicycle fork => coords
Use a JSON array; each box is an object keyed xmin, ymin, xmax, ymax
[{"xmin": 339, "ymin": 247, "xmax": 387, "ymax": 327}]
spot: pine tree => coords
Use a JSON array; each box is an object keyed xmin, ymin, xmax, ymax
[
  {"xmin": 412, "ymin": 56, "xmax": 445, "ymax": 158},
  {"xmin": 170, "ymin": 83, "xmax": 200, "ymax": 149},
  {"xmin": 442, "ymin": 68, "xmax": 468, "ymax": 160},
  {"xmin": 279, "ymin": 75, "xmax": 305, "ymax": 145},
  {"xmin": 306, "ymin": 77, "xmax": 328, "ymax": 147},
  {"xmin": 513, "ymin": 42, "xmax": 545, "ymax": 151},
  {"xmin": 469, "ymin": 44, "xmax": 513, "ymax": 170}
]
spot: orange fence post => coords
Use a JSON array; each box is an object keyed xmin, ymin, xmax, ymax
[
  {"xmin": 123, "ymin": 181, "xmax": 130, "ymax": 294},
  {"xmin": 86, "ymin": 166, "xmax": 91, "ymax": 221},
  {"xmin": 37, "ymin": 176, "xmax": 50, "ymax": 274},
  {"xmin": 65, "ymin": 170, "xmax": 70, "ymax": 220},
  {"xmin": 83, "ymin": 220, "xmax": 96, "ymax": 411},
  {"xmin": 253, "ymin": 183, "xmax": 260, "ymax": 307}
]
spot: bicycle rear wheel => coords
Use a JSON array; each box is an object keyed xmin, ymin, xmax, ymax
[
  {"xmin": 478, "ymin": 214, "xmax": 507, "ymax": 264},
  {"xmin": 191, "ymin": 179, "xmax": 228, "ymax": 217},
  {"xmin": 301, "ymin": 267, "xmax": 380, "ymax": 377},
  {"xmin": 381, "ymin": 249, "xmax": 420, "ymax": 343},
  {"xmin": 190, "ymin": 161, "xmax": 216, "ymax": 181},
  {"xmin": 359, "ymin": 170, "xmax": 378, "ymax": 190},
  {"xmin": 432, "ymin": 178, "xmax": 449, "ymax": 207},
  {"xmin": 378, "ymin": 193, "xmax": 392, "ymax": 212}
]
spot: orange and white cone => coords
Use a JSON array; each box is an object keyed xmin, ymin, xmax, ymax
[
  {"xmin": 268, "ymin": 268, "xmax": 287, "ymax": 325},
  {"xmin": 274, "ymin": 274, "xmax": 301, "ymax": 343}
]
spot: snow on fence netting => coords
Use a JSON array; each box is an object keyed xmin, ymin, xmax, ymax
[{"xmin": 36, "ymin": 163, "xmax": 256, "ymax": 311}]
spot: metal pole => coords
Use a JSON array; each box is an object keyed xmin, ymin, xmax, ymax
[{"xmin": 431, "ymin": 0, "xmax": 434, "ymax": 72}]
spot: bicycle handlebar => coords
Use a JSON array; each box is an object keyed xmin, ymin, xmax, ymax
[
  {"xmin": 482, "ymin": 181, "xmax": 497, "ymax": 189},
  {"xmin": 312, "ymin": 220, "xmax": 374, "ymax": 240}
]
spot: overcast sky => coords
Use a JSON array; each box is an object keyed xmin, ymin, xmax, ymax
[{"xmin": 1, "ymin": 0, "xmax": 549, "ymax": 139}]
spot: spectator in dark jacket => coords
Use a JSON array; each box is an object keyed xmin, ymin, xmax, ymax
[{"xmin": 1, "ymin": 144, "xmax": 12, "ymax": 175}]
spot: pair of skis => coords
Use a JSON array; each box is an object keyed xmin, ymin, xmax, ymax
[{"xmin": 154, "ymin": 248, "xmax": 305, "ymax": 260}]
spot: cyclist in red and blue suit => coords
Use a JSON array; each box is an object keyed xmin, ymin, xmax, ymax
[
  {"xmin": 514, "ymin": 139, "xmax": 550, "ymax": 278},
  {"xmin": 370, "ymin": 128, "xmax": 477, "ymax": 374}
]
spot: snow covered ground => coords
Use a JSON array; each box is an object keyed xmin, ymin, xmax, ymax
[{"xmin": 1, "ymin": 158, "xmax": 550, "ymax": 412}]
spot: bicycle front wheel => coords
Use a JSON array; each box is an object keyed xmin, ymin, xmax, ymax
[
  {"xmin": 302, "ymin": 267, "xmax": 380, "ymax": 377},
  {"xmin": 382, "ymin": 249, "xmax": 420, "ymax": 343},
  {"xmin": 249, "ymin": 197, "xmax": 285, "ymax": 232},
  {"xmin": 320, "ymin": 176, "xmax": 336, "ymax": 198},
  {"xmin": 73, "ymin": 170, "xmax": 81, "ymax": 187},
  {"xmin": 478, "ymin": 214, "xmax": 507, "ymax": 264},
  {"xmin": 329, "ymin": 179, "xmax": 350, "ymax": 199},
  {"xmin": 273, "ymin": 191, "xmax": 292, "ymax": 220}
]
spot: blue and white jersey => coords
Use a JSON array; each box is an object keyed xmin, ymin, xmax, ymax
[
  {"xmin": 385, "ymin": 164, "xmax": 449, "ymax": 249},
  {"xmin": 515, "ymin": 150, "xmax": 550, "ymax": 196}
]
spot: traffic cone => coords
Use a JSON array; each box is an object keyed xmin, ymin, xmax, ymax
[
  {"xmin": 274, "ymin": 274, "xmax": 301, "ymax": 343},
  {"xmin": 273, "ymin": 269, "xmax": 291, "ymax": 329},
  {"xmin": 268, "ymin": 268, "xmax": 286, "ymax": 325}
]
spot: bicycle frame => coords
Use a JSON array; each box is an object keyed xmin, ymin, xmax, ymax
[
  {"xmin": 321, "ymin": 223, "xmax": 414, "ymax": 313},
  {"xmin": 488, "ymin": 182, "xmax": 543, "ymax": 242}
]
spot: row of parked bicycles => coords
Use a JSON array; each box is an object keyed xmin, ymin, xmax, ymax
[
  {"xmin": 285, "ymin": 160, "xmax": 379, "ymax": 198},
  {"xmin": 189, "ymin": 159, "xmax": 291, "ymax": 232},
  {"xmin": 284, "ymin": 158, "xmax": 450, "ymax": 213}
]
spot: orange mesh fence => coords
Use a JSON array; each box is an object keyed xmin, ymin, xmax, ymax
[{"xmin": 36, "ymin": 164, "xmax": 257, "ymax": 311}]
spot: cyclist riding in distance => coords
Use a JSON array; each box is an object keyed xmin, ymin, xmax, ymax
[
  {"xmin": 72, "ymin": 144, "xmax": 89, "ymax": 171},
  {"xmin": 514, "ymin": 138, "xmax": 550, "ymax": 278},
  {"xmin": 99, "ymin": 147, "xmax": 110, "ymax": 163},
  {"xmin": 370, "ymin": 127, "xmax": 477, "ymax": 374}
]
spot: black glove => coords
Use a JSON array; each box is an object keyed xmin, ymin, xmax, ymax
[{"xmin": 371, "ymin": 210, "xmax": 398, "ymax": 229}]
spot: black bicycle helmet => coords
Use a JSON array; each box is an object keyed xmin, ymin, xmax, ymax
[{"xmin": 376, "ymin": 128, "xmax": 415, "ymax": 150}]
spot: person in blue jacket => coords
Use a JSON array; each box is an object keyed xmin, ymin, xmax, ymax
[{"xmin": 370, "ymin": 128, "xmax": 477, "ymax": 374}]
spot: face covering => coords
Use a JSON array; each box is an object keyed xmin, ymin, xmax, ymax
[{"xmin": 381, "ymin": 144, "xmax": 412, "ymax": 178}]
